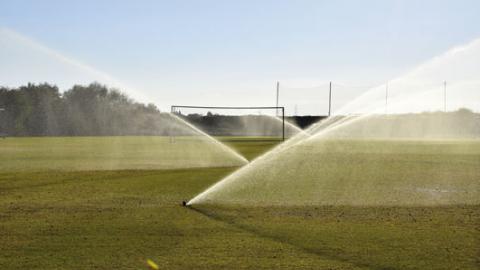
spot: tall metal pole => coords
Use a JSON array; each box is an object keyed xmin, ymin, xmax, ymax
[
  {"xmin": 328, "ymin": 81, "xmax": 332, "ymax": 117},
  {"xmin": 169, "ymin": 106, "xmax": 174, "ymax": 143},
  {"xmin": 444, "ymin": 81, "xmax": 447, "ymax": 112},
  {"xmin": 282, "ymin": 107, "xmax": 285, "ymax": 141},
  {"xmin": 276, "ymin": 81, "xmax": 280, "ymax": 117}
]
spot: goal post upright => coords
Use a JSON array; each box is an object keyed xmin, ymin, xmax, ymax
[
  {"xmin": 282, "ymin": 107, "xmax": 285, "ymax": 141},
  {"xmin": 170, "ymin": 105, "xmax": 286, "ymax": 141}
]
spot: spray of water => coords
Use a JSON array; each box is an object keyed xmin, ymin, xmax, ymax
[
  {"xmin": 0, "ymin": 27, "xmax": 248, "ymax": 170},
  {"xmin": 188, "ymin": 38, "xmax": 480, "ymax": 206},
  {"xmin": 0, "ymin": 27, "xmax": 147, "ymax": 102},
  {"xmin": 262, "ymin": 115, "xmax": 306, "ymax": 137},
  {"xmin": 173, "ymin": 106, "xmax": 305, "ymax": 138},
  {"xmin": 168, "ymin": 113, "xmax": 248, "ymax": 165}
]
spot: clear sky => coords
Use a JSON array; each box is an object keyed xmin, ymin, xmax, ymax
[{"xmin": 1, "ymin": 0, "xmax": 479, "ymax": 115}]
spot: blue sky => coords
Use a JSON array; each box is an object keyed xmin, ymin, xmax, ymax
[{"xmin": 1, "ymin": 0, "xmax": 480, "ymax": 114}]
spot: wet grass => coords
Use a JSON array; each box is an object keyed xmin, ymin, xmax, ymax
[
  {"xmin": 0, "ymin": 137, "xmax": 479, "ymax": 269},
  {"xmin": 0, "ymin": 136, "xmax": 248, "ymax": 171},
  {"xmin": 218, "ymin": 136, "xmax": 281, "ymax": 160},
  {"xmin": 199, "ymin": 139, "xmax": 480, "ymax": 206}
]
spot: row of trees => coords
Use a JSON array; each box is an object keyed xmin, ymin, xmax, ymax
[
  {"xmin": 1, "ymin": 82, "xmax": 478, "ymax": 137},
  {"xmin": 0, "ymin": 83, "xmax": 162, "ymax": 136},
  {"xmin": 0, "ymin": 82, "xmax": 325, "ymax": 137}
]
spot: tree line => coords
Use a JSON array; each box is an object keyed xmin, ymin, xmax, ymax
[
  {"xmin": 0, "ymin": 82, "xmax": 324, "ymax": 137},
  {"xmin": 0, "ymin": 83, "xmax": 164, "ymax": 136},
  {"xmin": 1, "ymin": 82, "xmax": 478, "ymax": 137}
]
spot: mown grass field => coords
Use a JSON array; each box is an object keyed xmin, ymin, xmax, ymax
[
  {"xmin": 197, "ymin": 139, "xmax": 480, "ymax": 206},
  {"xmin": 0, "ymin": 136, "xmax": 254, "ymax": 171},
  {"xmin": 0, "ymin": 137, "xmax": 479, "ymax": 269}
]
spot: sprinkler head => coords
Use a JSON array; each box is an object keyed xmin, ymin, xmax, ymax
[{"xmin": 182, "ymin": 201, "xmax": 187, "ymax": 207}]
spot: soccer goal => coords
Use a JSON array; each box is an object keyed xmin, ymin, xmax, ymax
[{"xmin": 170, "ymin": 105, "xmax": 287, "ymax": 140}]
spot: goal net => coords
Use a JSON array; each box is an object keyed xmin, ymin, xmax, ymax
[{"xmin": 170, "ymin": 106, "xmax": 302, "ymax": 140}]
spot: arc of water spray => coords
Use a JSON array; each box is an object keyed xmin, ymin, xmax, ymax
[
  {"xmin": 188, "ymin": 89, "xmax": 387, "ymax": 205},
  {"xmin": 0, "ymin": 26, "xmax": 148, "ymax": 103},
  {"xmin": 186, "ymin": 114, "xmax": 360, "ymax": 205},
  {"xmin": 188, "ymin": 37, "xmax": 480, "ymax": 205},
  {"xmin": 268, "ymin": 115, "xmax": 307, "ymax": 136},
  {"xmin": 1, "ymin": 27, "xmax": 249, "ymax": 164},
  {"xmin": 187, "ymin": 96, "xmax": 387, "ymax": 205},
  {"xmin": 168, "ymin": 113, "xmax": 248, "ymax": 164},
  {"xmin": 186, "ymin": 92, "xmax": 436, "ymax": 205}
]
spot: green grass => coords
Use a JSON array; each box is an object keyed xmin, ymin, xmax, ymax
[
  {"xmin": 0, "ymin": 136, "xmax": 248, "ymax": 171},
  {"xmin": 196, "ymin": 205, "xmax": 479, "ymax": 270},
  {"xmin": 0, "ymin": 137, "xmax": 478, "ymax": 269},
  {"xmin": 199, "ymin": 139, "xmax": 480, "ymax": 206},
  {"xmin": 218, "ymin": 136, "xmax": 282, "ymax": 160}
]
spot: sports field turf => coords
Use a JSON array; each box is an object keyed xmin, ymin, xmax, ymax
[{"xmin": 0, "ymin": 137, "xmax": 478, "ymax": 269}]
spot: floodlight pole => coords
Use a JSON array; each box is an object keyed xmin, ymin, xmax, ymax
[
  {"xmin": 276, "ymin": 81, "xmax": 280, "ymax": 117},
  {"xmin": 328, "ymin": 81, "xmax": 332, "ymax": 117}
]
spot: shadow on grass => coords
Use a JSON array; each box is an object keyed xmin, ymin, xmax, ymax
[
  {"xmin": 188, "ymin": 205, "xmax": 380, "ymax": 270},
  {"xmin": 188, "ymin": 204, "xmax": 480, "ymax": 270}
]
